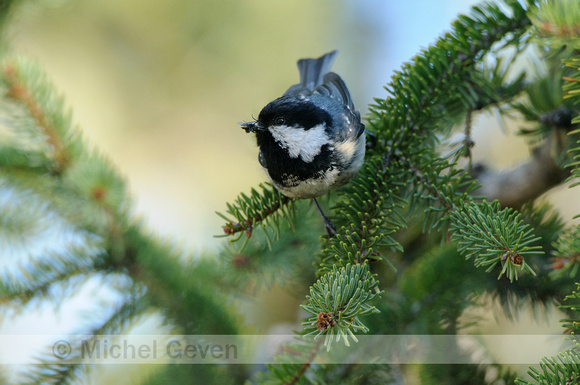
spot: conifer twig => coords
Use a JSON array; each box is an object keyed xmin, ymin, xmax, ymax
[
  {"xmin": 283, "ymin": 339, "xmax": 323, "ymax": 385},
  {"xmin": 401, "ymin": 155, "xmax": 457, "ymax": 213},
  {"xmin": 219, "ymin": 183, "xmax": 293, "ymax": 239},
  {"xmin": 3, "ymin": 63, "xmax": 69, "ymax": 171},
  {"xmin": 449, "ymin": 200, "xmax": 541, "ymax": 281},
  {"xmin": 222, "ymin": 195, "xmax": 291, "ymax": 237},
  {"xmin": 301, "ymin": 262, "xmax": 382, "ymax": 350}
]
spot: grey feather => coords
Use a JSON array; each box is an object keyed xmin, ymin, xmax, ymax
[
  {"xmin": 314, "ymin": 72, "xmax": 365, "ymax": 140},
  {"xmin": 282, "ymin": 50, "xmax": 364, "ymax": 142},
  {"xmin": 314, "ymin": 72, "xmax": 357, "ymax": 114},
  {"xmin": 284, "ymin": 50, "xmax": 338, "ymax": 95}
]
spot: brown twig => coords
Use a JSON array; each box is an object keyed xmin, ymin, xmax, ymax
[
  {"xmin": 563, "ymin": 76, "xmax": 580, "ymax": 83},
  {"xmin": 284, "ymin": 338, "xmax": 323, "ymax": 385},
  {"xmin": 223, "ymin": 196, "xmax": 291, "ymax": 238},
  {"xmin": 470, "ymin": 132, "xmax": 570, "ymax": 207},
  {"xmin": 3, "ymin": 63, "xmax": 69, "ymax": 172}
]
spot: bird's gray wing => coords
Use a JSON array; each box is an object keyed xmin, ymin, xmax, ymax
[
  {"xmin": 314, "ymin": 72, "xmax": 365, "ymax": 139},
  {"xmin": 314, "ymin": 72, "xmax": 356, "ymax": 111}
]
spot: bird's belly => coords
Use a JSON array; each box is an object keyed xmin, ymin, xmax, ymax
[
  {"xmin": 269, "ymin": 167, "xmax": 344, "ymax": 199},
  {"xmin": 263, "ymin": 136, "xmax": 365, "ymax": 199}
]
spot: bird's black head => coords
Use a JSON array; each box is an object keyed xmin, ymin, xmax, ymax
[
  {"xmin": 240, "ymin": 96, "xmax": 333, "ymax": 135},
  {"xmin": 241, "ymin": 96, "xmax": 337, "ymax": 184},
  {"xmin": 255, "ymin": 96, "xmax": 333, "ymax": 132}
]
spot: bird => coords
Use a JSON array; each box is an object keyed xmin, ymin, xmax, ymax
[{"xmin": 240, "ymin": 50, "xmax": 365, "ymax": 236}]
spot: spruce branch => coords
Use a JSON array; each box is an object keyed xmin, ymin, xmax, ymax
[
  {"xmin": 565, "ymin": 127, "xmax": 580, "ymax": 189},
  {"xmin": 528, "ymin": 0, "xmax": 580, "ymax": 50},
  {"xmin": 0, "ymin": 259, "xmax": 99, "ymax": 307},
  {"xmin": 464, "ymin": 107, "xmax": 475, "ymax": 172},
  {"xmin": 218, "ymin": 206, "xmax": 321, "ymax": 292},
  {"xmin": 550, "ymin": 225, "xmax": 580, "ymax": 278},
  {"xmin": 250, "ymin": 338, "xmax": 323, "ymax": 385},
  {"xmin": 563, "ymin": 58, "xmax": 580, "ymax": 189},
  {"xmin": 63, "ymin": 151, "xmax": 129, "ymax": 260},
  {"xmin": 0, "ymin": 57, "xmax": 128, "ymax": 257},
  {"xmin": 2, "ymin": 60, "xmax": 71, "ymax": 172},
  {"xmin": 275, "ymin": 341, "xmax": 321, "ymax": 385},
  {"xmin": 517, "ymin": 284, "xmax": 580, "ymax": 385},
  {"xmin": 319, "ymin": 0, "xmax": 534, "ymax": 273},
  {"xmin": 282, "ymin": 341, "xmax": 321, "ymax": 385},
  {"xmin": 217, "ymin": 182, "xmax": 293, "ymax": 242},
  {"xmin": 0, "ymin": 53, "xmax": 243, "ymax": 382},
  {"xmin": 63, "ymin": 152, "xmax": 129, "ymax": 212},
  {"xmin": 373, "ymin": 0, "xmax": 533, "ymax": 161},
  {"xmin": 359, "ymin": 0, "xmax": 532, "ymax": 240},
  {"xmin": 23, "ymin": 291, "xmax": 149, "ymax": 385},
  {"xmin": 316, "ymin": 158, "xmax": 406, "ymax": 272},
  {"xmin": 560, "ymin": 283, "xmax": 580, "ymax": 333},
  {"xmin": 0, "ymin": 57, "xmax": 131, "ymax": 260},
  {"xmin": 402, "ymin": 152, "xmax": 479, "ymax": 233},
  {"xmin": 301, "ymin": 262, "xmax": 382, "ymax": 351},
  {"xmin": 0, "ymin": 179, "xmax": 105, "ymax": 305},
  {"xmin": 224, "ymin": 0, "xmax": 536, "ymax": 276},
  {"xmin": 449, "ymin": 200, "xmax": 541, "ymax": 281},
  {"xmin": 515, "ymin": 350, "xmax": 580, "ymax": 385},
  {"xmin": 514, "ymin": 67, "xmax": 573, "ymax": 137},
  {"xmin": 123, "ymin": 224, "xmax": 240, "ymax": 336}
]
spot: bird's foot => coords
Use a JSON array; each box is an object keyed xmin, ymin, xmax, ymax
[{"xmin": 313, "ymin": 198, "xmax": 337, "ymax": 238}]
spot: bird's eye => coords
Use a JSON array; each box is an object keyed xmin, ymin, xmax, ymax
[{"xmin": 275, "ymin": 117, "xmax": 286, "ymax": 125}]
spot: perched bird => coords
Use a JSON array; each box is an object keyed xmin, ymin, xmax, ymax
[{"xmin": 241, "ymin": 51, "xmax": 365, "ymax": 235}]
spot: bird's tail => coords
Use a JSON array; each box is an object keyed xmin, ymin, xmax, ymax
[{"xmin": 296, "ymin": 50, "xmax": 338, "ymax": 91}]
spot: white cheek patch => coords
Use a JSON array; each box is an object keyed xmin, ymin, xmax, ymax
[{"xmin": 269, "ymin": 123, "xmax": 329, "ymax": 163}]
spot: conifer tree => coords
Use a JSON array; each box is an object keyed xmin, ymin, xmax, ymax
[{"xmin": 1, "ymin": 0, "xmax": 580, "ymax": 384}]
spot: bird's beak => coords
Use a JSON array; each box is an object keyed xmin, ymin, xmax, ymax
[{"xmin": 239, "ymin": 121, "xmax": 264, "ymax": 133}]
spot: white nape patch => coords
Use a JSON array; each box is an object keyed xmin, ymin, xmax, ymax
[{"xmin": 269, "ymin": 123, "xmax": 329, "ymax": 163}]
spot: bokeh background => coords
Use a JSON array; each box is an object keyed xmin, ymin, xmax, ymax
[
  {"xmin": 7, "ymin": 0, "xmax": 526, "ymax": 253},
  {"xmin": 1, "ymin": 0, "xmax": 578, "ymax": 383}
]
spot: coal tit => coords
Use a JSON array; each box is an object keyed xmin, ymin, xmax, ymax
[{"xmin": 241, "ymin": 51, "xmax": 365, "ymax": 235}]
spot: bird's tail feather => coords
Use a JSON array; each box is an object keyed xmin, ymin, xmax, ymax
[{"xmin": 296, "ymin": 50, "xmax": 338, "ymax": 91}]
